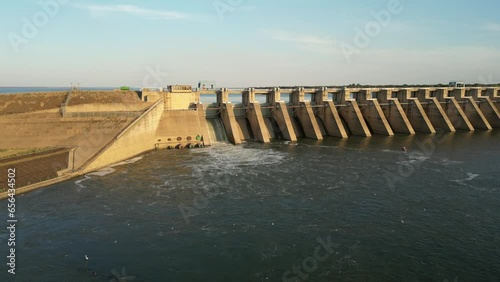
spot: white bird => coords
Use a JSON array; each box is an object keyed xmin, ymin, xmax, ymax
[{"xmin": 85, "ymin": 255, "xmax": 89, "ymax": 260}]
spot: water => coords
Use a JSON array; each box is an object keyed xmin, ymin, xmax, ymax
[
  {"xmin": 1, "ymin": 131, "xmax": 499, "ymax": 281},
  {"xmin": 207, "ymin": 118, "xmax": 229, "ymax": 143}
]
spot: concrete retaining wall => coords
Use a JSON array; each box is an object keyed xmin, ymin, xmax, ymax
[
  {"xmin": 65, "ymin": 103, "xmax": 152, "ymax": 113},
  {"xmin": 156, "ymin": 109, "xmax": 211, "ymax": 145},
  {"xmin": 0, "ymin": 148, "xmax": 71, "ymax": 190},
  {"xmin": 82, "ymin": 100, "xmax": 164, "ymax": 172}
]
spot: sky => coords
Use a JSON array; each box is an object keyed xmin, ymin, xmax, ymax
[{"xmin": 0, "ymin": 0, "xmax": 499, "ymax": 87}]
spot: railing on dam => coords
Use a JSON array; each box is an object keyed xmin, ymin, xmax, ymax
[{"xmin": 59, "ymin": 90, "xmax": 74, "ymax": 116}]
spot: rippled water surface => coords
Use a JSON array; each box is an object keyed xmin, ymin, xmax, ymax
[{"xmin": 1, "ymin": 131, "xmax": 499, "ymax": 281}]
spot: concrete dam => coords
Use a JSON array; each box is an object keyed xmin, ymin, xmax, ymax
[
  {"xmin": 142, "ymin": 85, "xmax": 500, "ymax": 144},
  {"xmin": 0, "ymin": 86, "xmax": 499, "ymax": 196}
]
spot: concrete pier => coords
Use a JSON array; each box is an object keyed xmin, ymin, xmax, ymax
[
  {"xmin": 270, "ymin": 88, "xmax": 297, "ymax": 142},
  {"xmin": 220, "ymin": 102, "xmax": 242, "ymax": 145},
  {"xmin": 417, "ymin": 89, "xmax": 456, "ymax": 132},
  {"xmin": 356, "ymin": 89, "xmax": 394, "ymax": 136},
  {"xmin": 243, "ymin": 88, "xmax": 271, "ymax": 143},
  {"xmin": 291, "ymin": 88, "xmax": 323, "ymax": 140},
  {"xmin": 338, "ymin": 89, "xmax": 371, "ymax": 137},
  {"xmin": 313, "ymin": 88, "xmax": 348, "ymax": 138},
  {"xmin": 377, "ymin": 89, "xmax": 415, "ymax": 134},
  {"xmin": 216, "ymin": 88, "xmax": 242, "ymax": 144},
  {"xmin": 483, "ymin": 87, "xmax": 500, "ymax": 102},
  {"xmin": 435, "ymin": 88, "xmax": 474, "ymax": 131},
  {"xmin": 457, "ymin": 88, "xmax": 493, "ymax": 130},
  {"xmin": 394, "ymin": 89, "xmax": 435, "ymax": 133},
  {"xmin": 470, "ymin": 88, "xmax": 500, "ymax": 128}
]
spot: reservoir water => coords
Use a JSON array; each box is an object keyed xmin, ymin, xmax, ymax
[{"xmin": 1, "ymin": 130, "xmax": 499, "ymax": 281}]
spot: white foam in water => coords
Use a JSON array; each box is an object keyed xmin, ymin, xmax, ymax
[
  {"xmin": 396, "ymin": 152, "xmax": 431, "ymax": 166},
  {"xmin": 192, "ymin": 146, "xmax": 287, "ymax": 175},
  {"xmin": 73, "ymin": 156, "xmax": 144, "ymax": 187},
  {"xmin": 74, "ymin": 175, "xmax": 91, "ymax": 188},
  {"xmin": 110, "ymin": 156, "xmax": 143, "ymax": 167},
  {"xmin": 451, "ymin": 172, "xmax": 480, "ymax": 185},
  {"xmin": 466, "ymin": 172, "xmax": 479, "ymax": 180},
  {"xmin": 87, "ymin": 167, "xmax": 116, "ymax": 177},
  {"xmin": 439, "ymin": 158, "xmax": 464, "ymax": 166}
]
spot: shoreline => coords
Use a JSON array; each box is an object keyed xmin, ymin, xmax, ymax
[
  {"xmin": 0, "ymin": 173, "xmax": 78, "ymax": 200},
  {"xmin": 0, "ymin": 150, "xmax": 150, "ymax": 200}
]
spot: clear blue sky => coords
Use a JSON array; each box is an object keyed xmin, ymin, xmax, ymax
[{"xmin": 1, "ymin": 0, "xmax": 499, "ymax": 87}]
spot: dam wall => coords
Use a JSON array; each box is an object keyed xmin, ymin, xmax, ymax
[
  {"xmin": 475, "ymin": 88, "xmax": 500, "ymax": 128},
  {"xmin": 0, "ymin": 90, "xmax": 150, "ymax": 170},
  {"xmin": 313, "ymin": 88, "xmax": 348, "ymax": 138},
  {"xmin": 356, "ymin": 89, "xmax": 394, "ymax": 136},
  {"xmin": 82, "ymin": 99, "xmax": 164, "ymax": 172},
  {"xmin": 433, "ymin": 88, "xmax": 474, "ymax": 131},
  {"xmin": 0, "ymin": 114, "xmax": 134, "ymax": 168},
  {"xmin": 4, "ymin": 87, "xmax": 496, "ymax": 155},
  {"xmin": 155, "ymin": 108, "xmax": 211, "ymax": 148},
  {"xmin": 338, "ymin": 100, "xmax": 372, "ymax": 137},
  {"xmin": 291, "ymin": 88, "xmax": 323, "ymax": 140},
  {"xmin": 395, "ymin": 89, "xmax": 435, "ymax": 133},
  {"xmin": 220, "ymin": 102, "xmax": 243, "ymax": 145},
  {"xmin": 415, "ymin": 89, "xmax": 456, "ymax": 132},
  {"xmin": 177, "ymin": 86, "xmax": 498, "ymax": 144},
  {"xmin": 1, "ymin": 85, "xmax": 499, "ymax": 196},
  {"xmin": 376, "ymin": 89, "xmax": 415, "ymax": 134},
  {"xmin": 447, "ymin": 88, "xmax": 491, "ymax": 130},
  {"xmin": 65, "ymin": 102, "xmax": 153, "ymax": 113}
]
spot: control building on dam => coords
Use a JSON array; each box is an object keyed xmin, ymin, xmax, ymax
[{"xmin": 0, "ymin": 85, "xmax": 498, "ymax": 197}]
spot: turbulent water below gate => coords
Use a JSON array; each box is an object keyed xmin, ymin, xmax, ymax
[
  {"xmin": 1, "ymin": 131, "xmax": 500, "ymax": 281},
  {"xmin": 207, "ymin": 118, "xmax": 229, "ymax": 143}
]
